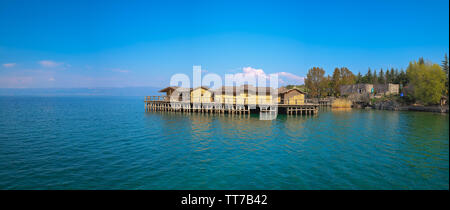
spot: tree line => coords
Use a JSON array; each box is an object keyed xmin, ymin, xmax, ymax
[
  {"xmin": 300, "ymin": 54, "xmax": 449, "ymax": 105},
  {"xmin": 355, "ymin": 67, "xmax": 409, "ymax": 87}
]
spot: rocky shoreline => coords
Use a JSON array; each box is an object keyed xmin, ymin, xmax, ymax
[{"xmin": 370, "ymin": 100, "xmax": 449, "ymax": 113}]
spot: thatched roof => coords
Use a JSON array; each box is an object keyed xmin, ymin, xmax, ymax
[
  {"xmin": 158, "ymin": 86, "xmax": 191, "ymax": 93},
  {"xmin": 192, "ymin": 86, "xmax": 210, "ymax": 91},
  {"xmin": 278, "ymin": 88, "xmax": 306, "ymax": 95},
  {"xmin": 159, "ymin": 85, "xmax": 282, "ymax": 95},
  {"xmin": 214, "ymin": 85, "xmax": 276, "ymax": 95}
]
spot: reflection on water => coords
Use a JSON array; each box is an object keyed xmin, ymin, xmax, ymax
[
  {"xmin": 331, "ymin": 107, "xmax": 353, "ymax": 112},
  {"xmin": 144, "ymin": 108, "xmax": 448, "ymax": 190},
  {"xmin": 260, "ymin": 112, "xmax": 277, "ymax": 120},
  {"xmin": 0, "ymin": 97, "xmax": 448, "ymax": 190}
]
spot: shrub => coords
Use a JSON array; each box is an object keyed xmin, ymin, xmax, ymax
[{"xmin": 332, "ymin": 98, "xmax": 352, "ymax": 108}]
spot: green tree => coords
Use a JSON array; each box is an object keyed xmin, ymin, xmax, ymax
[
  {"xmin": 394, "ymin": 68, "xmax": 399, "ymax": 84},
  {"xmin": 384, "ymin": 68, "xmax": 390, "ymax": 83},
  {"xmin": 305, "ymin": 67, "xmax": 328, "ymax": 98},
  {"xmin": 329, "ymin": 67, "xmax": 356, "ymax": 96},
  {"xmin": 407, "ymin": 59, "xmax": 446, "ymax": 105},
  {"xmin": 340, "ymin": 67, "xmax": 356, "ymax": 85},
  {"xmin": 441, "ymin": 53, "xmax": 449, "ymax": 95},
  {"xmin": 372, "ymin": 70, "xmax": 378, "ymax": 84},
  {"xmin": 389, "ymin": 68, "xmax": 395, "ymax": 83},
  {"xmin": 324, "ymin": 75, "xmax": 332, "ymax": 97},
  {"xmin": 398, "ymin": 69, "xmax": 408, "ymax": 87},
  {"xmin": 356, "ymin": 72, "xmax": 362, "ymax": 83},
  {"xmin": 379, "ymin": 69, "xmax": 385, "ymax": 84},
  {"xmin": 419, "ymin": 57, "xmax": 425, "ymax": 65},
  {"xmin": 365, "ymin": 68, "xmax": 372, "ymax": 84},
  {"xmin": 330, "ymin": 68, "xmax": 341, "ymax": 96}
]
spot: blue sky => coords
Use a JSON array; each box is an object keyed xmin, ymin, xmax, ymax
[{"xmin": 0, "ymin": 0, "xmax": 448, "ymax": 88}]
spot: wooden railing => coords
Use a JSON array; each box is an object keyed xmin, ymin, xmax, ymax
[
  {"xmin": 279, "ymin": 99, "xmax": 305, "ymax": 105},
  {"xmin": 305, "ymin": 98, "xmax": 333, "ymax": 103},
  {"xmin": 145, "ymin": 96, "xmax": 168, "ymax": 101}
]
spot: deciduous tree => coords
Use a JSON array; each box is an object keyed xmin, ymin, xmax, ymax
[
  {"xmin": 329, "ymin": 67, "xmax": 355, "ymax": 96},
  {"xmin": 305, "ymin": 67, "xmax": 328, "ymax": 98},
  {"xmin": 407, "ymin": 59, "xmax": 445, "ymax": 105},
  {"xmin": 330, "ymin": 68, "xmax": 341, "ymax": 96}
]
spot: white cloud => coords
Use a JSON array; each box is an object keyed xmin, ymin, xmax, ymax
[
  {"xmin": 110, "ymin": 68, "xmax": 130, "ymax": 73},
  {"xmin": 243, "ymin": 67, "xmax": 268, "ymax": 78},
  {"xmin": 2, "ymin": 63, "xmax": 16, "ymax": 68},
  {"xmin": 48, "ymin": 77, "xmax": 55, "ymax": 81},
  {"xmin": 230, "ymin": 67, "xmax": 305, "ymax": 86},
  {"xmin": 275, "ymin": 72, "xmax": 305, "ymax": 85},
  {"xmin": 39, "ymin": 60, "xmax": 63, "ymax": 68}
]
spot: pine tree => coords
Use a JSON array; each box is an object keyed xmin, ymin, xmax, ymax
[
  {"xmin": 442, "ymin": 53, "xmax": 449, "ymax": 74},
  {"xmin": 373, "ymin": 70, "xmax": 378, "ymax": 84},
  {"xmin": 356, "ymin": 72, "xmax": 362, "ymax": 83},
  {"xmin": 394, "ymin": 68, "xmax": 399, "ymax": 84},
  {"xmin": 419, "ymin": 57, "xmax": 425, "ymax": 65},
  {"xmin": 398, "ymin": 69, "xmax": 408, "ymax": 87},
  {"xmin": 365, "ymin": 68, "xmax": 372, "ymax": 84},
  {"xmin": 385, "ymin": 68, "xmax": 390, "ymax": 83},
  {"xmin": 390, "ymin": 68, "xmax": 395, "ymax": 83},
  {"xmin": 441, "ymin": 53, "xmax": 449, "ymax": 95},
  {"xmin": 379, "ymin": 69, "xmax": 385, "ymax": 84}
]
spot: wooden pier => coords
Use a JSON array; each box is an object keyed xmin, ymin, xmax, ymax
[
  {"xmin": 306, "ymin": 98, "xmax": 333, "ymax": 106},
  {"xmin": 144, "ymin": 96, "xmax": 319, "ymax": 115},
  {"xmin": 280, "ymin": 104, "xmax": 319, "ymax": 115}
]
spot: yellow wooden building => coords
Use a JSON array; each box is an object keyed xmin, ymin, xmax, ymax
[
  {"xmin": 212, "ymin": 85, "xmax": 277, "ymax": 105},
  {"xmin": 149, "ymin": 85, "xmax": 316, "ymax": 115},
  {"xmin": 277, "ymin": 87, "xmax": 305, "ymax": 105},
  {"xmin": 159, "ymin": 85, "xmax": 304, "ymax": 105},
  {"xmin": 191, "ymin": 86, "xmax": 212, "ymax": 103}
]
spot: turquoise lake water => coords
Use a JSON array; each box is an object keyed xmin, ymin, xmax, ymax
[{"xmin": 0, "ymin": 96, "xmax": 448, "ymax": 190}]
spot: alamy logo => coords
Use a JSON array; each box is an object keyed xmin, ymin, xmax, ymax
[
  {"xmin": 168, "ymin": 66, "xmax": 279, "ymax": 120},
  {"xmin": 145, "ymin": 66, "xmax": 314, "ymax": 120}
]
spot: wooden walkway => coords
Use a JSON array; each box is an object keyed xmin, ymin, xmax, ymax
[
  {"xmin": 144, "ymin": 96, "xmax": 319, "ymax": 115},
  {"xmin": 305, "ymin": 98, "xmax": 333, "ymax": 106},
  {"xmin": 278, "ymin": 104, "xmax": 319, "ymax": 115}
]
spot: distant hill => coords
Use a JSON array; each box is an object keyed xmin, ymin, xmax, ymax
[{"xmin": 0, "ymin": 87, "xmax": 162, "ymax": 96}]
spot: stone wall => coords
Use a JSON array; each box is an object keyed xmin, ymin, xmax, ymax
[
  {"xmin": 340, "ymin": 84, "xmax": 373, "ymax": 96},
  {"xmin": 374, "ymin": 84, "xmax": 399, "ymax": 95}
]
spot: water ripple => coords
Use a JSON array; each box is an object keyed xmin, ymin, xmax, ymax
[{"xmin": 0, "ymin": 96, "xmax": 448, "ymax": 189}]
